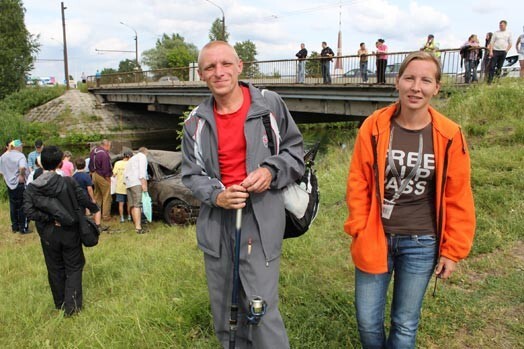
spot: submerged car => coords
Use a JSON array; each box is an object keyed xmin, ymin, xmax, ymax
[
  {"xmin": 112, "ymin": 150, "xmax": 200, "ymax": 225},
  {"xmin": 146, "ymin": 150, "xmax": 200, "ymax": 225}
]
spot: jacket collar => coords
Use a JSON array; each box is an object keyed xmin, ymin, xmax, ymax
[
  {"xmin": 195, "ymin": 82, "xmax": 270, "ymax": 123},
  {"xmin": 372, "ymin": 103, "xmax": 460, "ymax": 140}
]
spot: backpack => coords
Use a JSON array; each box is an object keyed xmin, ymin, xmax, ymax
[
  {"xmin": 459, "ymin": 45, "xmax": 469, "ymax": 67},
  {"xmin": 261, "ymin": 113, "xmax": 320, "ymax": 239}
]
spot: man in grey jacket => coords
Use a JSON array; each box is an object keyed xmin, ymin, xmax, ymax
[{"xmin": 182, "ymin": 41, "xmax": 304, "ymax": 348}]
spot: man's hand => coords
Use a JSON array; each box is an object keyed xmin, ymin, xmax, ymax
[
  {"xmin": 241, "ymin": 167, "xmax": 272, "ymax": 193},
  {"xmin": 435, "ymin": 256, "xmax": 457, "ymax": 280},
  {"xmin": 216, "ymin": 185, "xmax": 249, "ymax": 209}
]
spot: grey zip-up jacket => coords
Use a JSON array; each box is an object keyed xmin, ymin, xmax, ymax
[{"xmin": 182, "ymin": 82, "xmax": 305, "ymax": 262}]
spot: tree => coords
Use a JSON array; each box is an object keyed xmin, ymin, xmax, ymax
[
  {"xmin": 100, "ymin": 68, "xmax": 117, "ymax": 75},
  {"xmin": 118, "ymin": 58, "xmax": 140, "ymax": 73},
  {"xmin": 141, "ymin": 33, "xmax": 198, "ymax": 80},
  {"xmin": 234, "ymin": 40, "xmax": 260, "ymax": 78},
  {"xmin": 306, "ymin": 51, "xmax": 321, "ymax": 78},
  {"xmin": 0, "ymin": 0, "xmax": 39, "ymax": 99},
  {"xmin": 208, "ymin": 18, "xmax": 229, "ymax": 42}
]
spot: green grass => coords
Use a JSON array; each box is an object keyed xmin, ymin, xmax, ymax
[{"xmin": 0, "ymin": 80, "xmax": 523, "ymax": 348}]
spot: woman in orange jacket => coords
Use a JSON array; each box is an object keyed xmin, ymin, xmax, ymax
[{"xmin": 344, "ymin": 51, "xmax": 475, "ymax": 349}]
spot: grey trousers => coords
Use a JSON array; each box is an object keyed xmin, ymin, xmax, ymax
[{"xmin": 204, "ymin": 204, "xmax": 289, "ymax": 349}]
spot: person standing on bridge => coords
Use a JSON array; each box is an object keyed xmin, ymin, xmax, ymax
[
  {"xmin": 358, "ymin": 42, "xmax": 369, "ymax": 82},
  {"xmin": 344, "ymin": 51, "xmax": 475, "ymax": 348},
  {"xmin": 182, "ymin": 40, "xmax": 304, "ymax": 349},
  {"xmin": 295, "ymin": 43, "xmax": 308, "ymax": 83},
  {"xmin": 374, "ymin": 38, "xmax": 388, "ymax": 84},
  {"xmin": 320, "ymin": 41, "xmax": 334, "ymax": 84},
  {"xmin": 488, "ymin": 20, "xmax": 512, "ymax": 83}
]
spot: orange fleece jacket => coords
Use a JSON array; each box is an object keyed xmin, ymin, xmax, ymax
[{"xmin": 344, "ymin": 104, "xmax": 476, "ymax": 274}]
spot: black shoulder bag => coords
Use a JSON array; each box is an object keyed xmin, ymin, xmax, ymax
[{"xmin": 65, "ymin": 179, "xmax": 100, "ymax": 247}]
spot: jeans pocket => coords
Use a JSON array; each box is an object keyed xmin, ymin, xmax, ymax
[{"xmin": 414, "ymin": 235, "xmax": 437, "ymax": 247}]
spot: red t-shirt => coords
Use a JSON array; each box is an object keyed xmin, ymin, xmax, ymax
[{"xmin": 214, "ymin": 85, "xmax": 250, "ymax": 188}]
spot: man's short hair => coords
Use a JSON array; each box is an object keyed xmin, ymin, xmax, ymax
[
  {"xmin": 75, "ymin": 157, "xmax": 86, "ymax": 170},
  {"xmin": 378, "ymin": 38, "xmax": 385, "ymax": 43},
  {"xmin": 322, "ymin": 41, "xmax": 327, "ymax": 45},
  {"xmin": 35, "ymin": 139, "xmax": 43, "ymax": 148},
  {"xmin": 198, "ymin": 41, "xmax": 239, "ymax": 70},
  {"xmin": 41, "ymin": 146, "xmax": 63, "ymax": 171},
  {"xmin": 500, "ymin": 20, "xmax": 507, "ymax": 25},
  {"xmin": 360, "ymin": 42, "xmax": 365, "ymax": 46},
  {"xmin": 138, "ymin": 147, "xmax": 148, "ymax": 154}
]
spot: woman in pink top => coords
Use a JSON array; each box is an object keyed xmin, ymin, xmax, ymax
[
  {"xmin": 375, "ymin": 38, "xmax": 388, "ymax": 84},
  {"xmin": 60, "ymin": 150, "xmax": 74, "ymax": 176}
]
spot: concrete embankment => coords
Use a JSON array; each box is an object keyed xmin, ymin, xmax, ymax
[{"xmin": 25, "ymin": 89, "xmax": 182, "ymax": 150}]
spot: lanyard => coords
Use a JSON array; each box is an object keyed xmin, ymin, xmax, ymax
[{"xmin": 387, "ymin": 126, "xmax": 423, "ymax": 201}]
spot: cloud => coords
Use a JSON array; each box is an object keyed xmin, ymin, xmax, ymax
[{"xmin": 347, "ymin": 0, "xmax": 450, "ymax": 46}]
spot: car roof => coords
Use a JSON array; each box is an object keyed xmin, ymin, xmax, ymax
[{"xmin": 147, "ymin": 150, "xmax": 182, "ymax": 170}]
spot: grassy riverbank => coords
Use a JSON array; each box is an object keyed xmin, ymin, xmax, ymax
[{"xmin": 0, "ymin": 79, "xmax": 523, "ymax": 348}]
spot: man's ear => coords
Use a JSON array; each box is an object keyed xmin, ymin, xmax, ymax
[{"xmin": 238, "ymin": 60, "xmax": 243, "ymax": 74}]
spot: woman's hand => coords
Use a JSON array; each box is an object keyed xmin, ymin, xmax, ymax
[{"xmin": 435, "ymin": 256, "xmax": 457, "ymax": 280}]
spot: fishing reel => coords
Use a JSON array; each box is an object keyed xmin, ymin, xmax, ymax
[{"xmin": 246, "ymin": 296, "xmax": 267, "ymax": 326}]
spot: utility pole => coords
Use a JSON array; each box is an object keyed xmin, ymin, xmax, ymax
[
  {"xmin": 61, "ymin": 2, "xmax": 69, "ymax": 89},
  {"xmin": 120, "ymin": 22, "xmax": 139, "ymax": 68},
  {"xmin": 205, "ymin": 0, "xmax": 225, "ymax": 40}
]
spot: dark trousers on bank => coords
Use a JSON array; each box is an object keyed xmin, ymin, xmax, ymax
[
  {"xmin": 8, "ymin": 183, "xmax": 27, "ymax": 232},
  {"xmin": 488, "ymin": 50, "xmax": 507, "ymax": 83},
  {"xmin": 40, "ymin": 225, "xmax": 85, "ymax": 315}
]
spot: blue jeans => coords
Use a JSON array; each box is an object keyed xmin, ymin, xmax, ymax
[
  {"xmin": 322, "ymin": 60, "xmax": 331, "ymax": 84},
  {"xmin": 297, "ymin": 60, "xmax": 305, "ymax": 83},
  {"xmin": 360, "ymin": 62, "xmax": 368, "ymax": 82},
  {"xmin": 355, "ymin": 234, "xmax": 437, "ymax": 349},
  {"xmin": 464, "ymin": 59, "xmax": 478, "ymax": 83}
]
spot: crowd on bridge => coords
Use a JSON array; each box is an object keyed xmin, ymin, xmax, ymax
[{"xmin": 294, "ymin": 19, "xmax": 523, "ymax": 85}]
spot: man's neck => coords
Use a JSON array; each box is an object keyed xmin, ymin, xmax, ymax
[{"xmin": 214, "ymin": 85, "xmax": 244, "ymax": 114}]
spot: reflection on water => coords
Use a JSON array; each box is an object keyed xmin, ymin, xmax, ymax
[{"xmin": 22, "ymin": 123, "xmax": 359, "ymax": 160}]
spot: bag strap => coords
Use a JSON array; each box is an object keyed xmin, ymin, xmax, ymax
[
  {"xmin": 64, "ymin": 177, "xmax": 80, "ymax": 212},
  {"xmin": 260, "ymin": 89, "xmax": 276, "ymax": 156}
]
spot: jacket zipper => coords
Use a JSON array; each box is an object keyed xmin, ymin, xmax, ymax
[{"xmin": 432, "ymin": 138, "xmax": 453, "ymax": 296}]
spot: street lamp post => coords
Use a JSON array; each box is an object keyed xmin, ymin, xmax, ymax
[
  {"xmin": 120, "ymin": 21, "xmax": 139, "ymax": 68},
  {"xmin": 61, "ymin": 2, "xmax": 69, "ymax": 89},
  {"xmin": 205, "ymin": 0, "xmax": 225, "ymax": 40}
]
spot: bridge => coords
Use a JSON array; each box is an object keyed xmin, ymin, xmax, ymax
[{"xmin": 88, "ymin": 49, "xmax": 469, "ymax": 123}]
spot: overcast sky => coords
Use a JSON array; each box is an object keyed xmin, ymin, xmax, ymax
[{"xmin": 24, "ymin": 0, "xmax": 523, "ymax": 82}]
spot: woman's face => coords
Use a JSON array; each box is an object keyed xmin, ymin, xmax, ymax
[{"xmin": 396, "ymin": 59, "xmax": 440, "ymax": 114}]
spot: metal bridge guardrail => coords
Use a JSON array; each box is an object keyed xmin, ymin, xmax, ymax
[{"xmin": 87, "ymin": 48, "xmax": 484, "ymax": 88}]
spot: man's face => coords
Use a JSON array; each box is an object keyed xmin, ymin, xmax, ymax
[
  {"xmin": 36, "ymin": 146, "xmax": 43, "ymax": 153},
  {"xmin": 301, "ymin": 44, "xmax": 305, "ymax": 49},
  {"xmin": 499, "ymin": 21, "xmax": 506, "ymax": 31},
  {"xmin": 103, "ymin": 143, "xmax": 111, "ymax": 151},
  {"xmin": 322, "ymin": 42, "xmax": 326, "ymax": 48},
  {"xmin": 198, "ymin": 44, "xmax": 243, "ymax": 98}
]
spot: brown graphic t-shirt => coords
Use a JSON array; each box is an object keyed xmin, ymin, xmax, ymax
[{"xmin": 382, "ymin": 120, "xmax": 436, "ymax": 235}]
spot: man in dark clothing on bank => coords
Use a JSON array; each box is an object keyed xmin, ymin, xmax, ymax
[
  {"xmin": 88, "ymin": 139, "xmax": 112, "ymax": 220},
  {"xmin": 24, "ymin": 146, "xmax": 100, "ymax": 316},
  {"xmin": 320, "ymin": 41, "xmax": 334, "ymax": 84},
  {"xmin": 295, "ymin": 43, "xmax": 308, "ymax": 83}
]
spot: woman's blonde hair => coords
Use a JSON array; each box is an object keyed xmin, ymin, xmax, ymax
[{"xmin": 397, "ymin": 51, "xmax": 442, "ymax": 83}]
